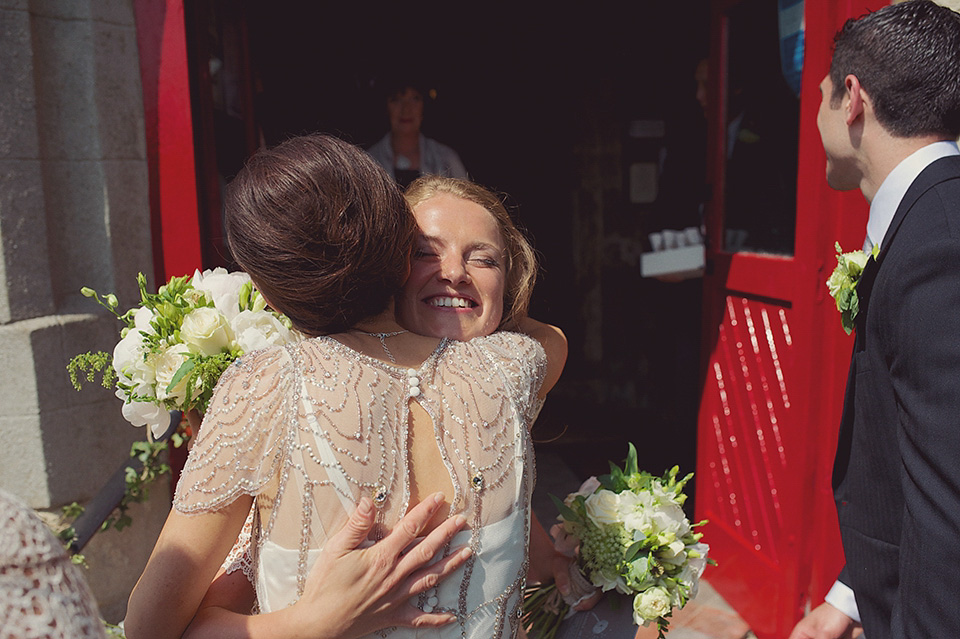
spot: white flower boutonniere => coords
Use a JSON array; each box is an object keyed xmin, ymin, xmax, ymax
[{"xmin": 826, "ymin": 242, "xmax": 878, "ymax": 334}]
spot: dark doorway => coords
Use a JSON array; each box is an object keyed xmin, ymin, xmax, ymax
[{"xmin": 187, "ymin": 1, "xmax": 711, "ymax": 495}]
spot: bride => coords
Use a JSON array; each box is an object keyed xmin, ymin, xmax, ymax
[{"xmin": 124, "ymin": 135, "xmax": 562, "ymax": 639}]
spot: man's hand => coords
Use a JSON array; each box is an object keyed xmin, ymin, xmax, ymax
[{"xmin": 788, "ymin": 602, "xmax": 861, "ymax": 639}]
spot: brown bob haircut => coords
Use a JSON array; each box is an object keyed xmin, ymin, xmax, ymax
[
  {"xmin": 224, "ymin": 133, "xmax": 417, "ymax": 336},
  {"xmin": 403, "ymin": 176, "xmax": 538, "ymax": 330}
]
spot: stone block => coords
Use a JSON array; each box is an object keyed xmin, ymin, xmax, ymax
[
  {"xmin": 79, "ymin": 474, "xmax": 171, "ymax": 623},
  {"xmin": 91, "ymin": 0, "xmax": 136, "ymax": 26},
  {"xmin": 41, "ymin": 158, "xmax": 114, "ymax": 313},
  {"xmin": 41, "ymin": 401, "xmax": 141, "ymax": 507},
  {"xmin": 0, "ymin": 414, "xmax": 49, "ymax": 506},
  {"xmin": 0, "ymin": 0, "xmax": 28, "ymax": 12},
  {"xmin": 0, "ymin": 7, "xmax": 40, "ymax": 159},
  {"xmin": 34, "ymin": 313, "xmax": 120, "ymax": 414},
  {"xmin": 0, "ymin": 159, "xmax": 55, "ymax": 323},
  {"xmin": 0, "ymin": 314, "xmax": 140, "ymax": 506},
  {"xmin": 93, "ymin": 21, "xmax": 146, "ymax": 159},
  {"xmin": 29, "ymin": 0, "xmax": 91, "ymax": 21},
  {"xmin": 103, "ymin": 159, "xmax": 153, "ymax": 305},
  {"xmin": 0, "ymin": 316, "xmax": 44, "ymax": 418},
  {"xmin": 30, "ymin": 12, "xmax": 99, "ymax": 160}
]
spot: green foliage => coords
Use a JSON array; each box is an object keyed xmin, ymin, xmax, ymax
[
  {"xmin": 67, "ymin": 351, "xmax": 117, "ymax": 391},
  {"xmin": 102, "ymin": 440, "xmax": 170, "ymax": 532}
]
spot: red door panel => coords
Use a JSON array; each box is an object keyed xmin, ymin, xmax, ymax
[{"xmin": 695, "ymin": 1, "xmax": 886, "ymax": 636}]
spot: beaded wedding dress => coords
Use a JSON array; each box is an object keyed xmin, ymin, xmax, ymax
[{"xmin": 175, "ymin": 332, "xmax": 546, "ymax": 639}]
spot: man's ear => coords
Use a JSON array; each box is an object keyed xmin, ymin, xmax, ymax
[{"xmin": 844, "ymin": 74, "xmax": 866, "ymax": 126}]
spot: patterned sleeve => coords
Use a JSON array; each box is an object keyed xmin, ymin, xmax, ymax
[
  {"xmin": 173, "ymin": 345, "xmax": 294, "ymax": 514},
  {"xmin": 475, "ymin": 332, "xmax": 547, "ymax": 427}
]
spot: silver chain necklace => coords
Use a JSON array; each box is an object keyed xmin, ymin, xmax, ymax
[{"xmin": 353, "ymin": 330, "xmax": 409, "ymax": 364}]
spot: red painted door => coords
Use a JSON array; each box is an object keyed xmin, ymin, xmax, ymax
[{"xmin": 694, "ymin": 1, "xmax": 884, "ymax": 636}]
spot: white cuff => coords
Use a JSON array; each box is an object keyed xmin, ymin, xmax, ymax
[{"xmin": 824, "ymin": 580, "xmax": 861, "ymax": 623}]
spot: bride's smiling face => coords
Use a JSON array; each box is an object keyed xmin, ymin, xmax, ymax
[{"xmin": 397, "ymin": 193, "xmax": 506, "ymax": 340}]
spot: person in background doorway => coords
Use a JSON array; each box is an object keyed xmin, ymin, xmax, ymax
[
  {"xmin": 790, "ymin": 2, "xmax": 960, "ymax": 637},
  {"xmin": 366, "ymin": 79, "xmax": 468, "ymax": 189}
]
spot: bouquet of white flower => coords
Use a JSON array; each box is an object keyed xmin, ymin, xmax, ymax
[
  {"xmin": 68, "ymin": 268, "xmax": 301, "ymax": 439},
  {"xmin": 523, "ymin": 443, "xmax": 712, "ymax": 639}
]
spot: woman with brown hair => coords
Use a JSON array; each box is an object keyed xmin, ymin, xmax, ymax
[{"xmin": 125, "ymin": 134, "xmax": 558, "ymax": 639}]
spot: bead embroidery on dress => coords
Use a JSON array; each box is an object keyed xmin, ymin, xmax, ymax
[{"xmin": 174, "ymin": 332, "xmax": 546, "ymax": 638}]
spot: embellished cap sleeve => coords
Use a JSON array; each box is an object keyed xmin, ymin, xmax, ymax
[
  {"xmin": 174, "ymin": 346, "xmax": 293, "ymax": 515},
  {"xmin": 471, "ymin": 332, "xmax": 547, "ymax": 427}
]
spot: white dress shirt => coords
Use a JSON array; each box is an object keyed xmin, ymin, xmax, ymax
[{"xmin": 826, "ymin": 140, "xmax": 960, "ymax": 625}]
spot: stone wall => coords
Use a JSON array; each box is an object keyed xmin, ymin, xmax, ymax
[{"xmin": 0, "ymin": 0, "xmax": 168, "ymax": 622}]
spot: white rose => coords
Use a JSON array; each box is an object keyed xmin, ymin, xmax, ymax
[
  {"xmin": 584, "ymin": 489, "xmax": 621, "ymax": 526},
  {"xmin": 230, "ymin": 309, "xmax": 294, "ymax": 353},
  {"xmin": 633, "ymin": 586, "xmax": 672, "ymax": 624},
  {"xmin": 181, "ymin": 307, "xmax": 233, "ymax": 356},
  {"xmin": 842, "ymin": 249, "xmax": 870, "ymax": 274},
  {"xmin": 191, "ymin": 268, "xmax": 250, "ymax": 321},
  {"xmin": 154, "ymin": 343, "xmax": 192, "ymax": 404}
]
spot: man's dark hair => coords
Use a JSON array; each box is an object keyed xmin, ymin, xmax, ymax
[{"xmin": 831, "ymin": 0, "xmax": 960, "ymax": 138}]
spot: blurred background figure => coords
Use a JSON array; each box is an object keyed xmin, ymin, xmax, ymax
[
  {"xmin": 0, "ymin": 489, "xmax": 108, "ymax": 639},
  {"xmin": 367, "ymin": 78, "xmax": 468, "ymax": 188}
]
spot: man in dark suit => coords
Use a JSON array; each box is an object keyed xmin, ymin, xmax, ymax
[{"xmin": 790, "ymin": 2, "xmax": 960, "ymax": 638}]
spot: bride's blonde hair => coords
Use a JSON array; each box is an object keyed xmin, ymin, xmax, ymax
[{"xmin": 404, "ymin": 176, "xmax": 538, "ymax": 330}]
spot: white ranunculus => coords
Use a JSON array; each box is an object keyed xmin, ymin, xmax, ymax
[
  {"xmin": 618, "ymin": 489, "xmax": 656, "ymax": 534},
  {"xmin": 154, "ymin": 343, "xmax": 192, "ymax": 404},
  {"xmin": 564, "ymin": 475, "xmax": 601, "ymax": 507},
  {"xmin": 650, "ymin": 502, "xmax": 691, "ymax": 542},
  {"xmin": 672, "ymin": 542, "xmax": 710, "ymax": 601},
  {"xmin": 118, "ymin": 394, "xmax": 169, "ymax": 439},
  {"xmin": 181, "ymin": 307, "xmax": 233, "ymax": 356},
  {"xmin": 191, "ymin": 268, "xmax": 250, "ymax": 321},
  {"xmin": 113, "ymin": 328, "xmax": 156, "ymax": 387},
  {"xmin": 584, "ymin": 489, "xmax": 621, "ymax": 526},
  {"xmin": 132, "ymin": 306, "xmax": 156, "ymax": 333},
  {"xmin": 230, "ymin": 309, "xmax": 294, "ymax": 353},
  {"xmin": 590, "ymin": 566, "xmax": 626, "ymax": 593},
  {"xmin": 633, "ymin": 586, "xmax": 672, "ymax": 624}
]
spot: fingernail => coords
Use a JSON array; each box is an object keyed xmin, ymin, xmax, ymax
[
  {"xmin": 460, "ymin": 547, "xmax": 473, "ymax": 559},
  {"xmin": 454, "ymin": 514, "xmax": 466, "ymax": 527},
  {"xmin": 357, "ymin": 497, "xmax": 373, "ymax": 516},
  {"xmin": 559, "ymin": 584, "xmax": 571, "ymax": 596},
  {"xmin": 433, "ymin": 492, "xmax": 445, "ymax": 505}
]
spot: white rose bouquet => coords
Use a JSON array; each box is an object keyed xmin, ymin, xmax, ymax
[
  {"xmin": 522, "ymin": 443, "xmax": 712, "ymax": 639},
  {"xmin": 68, "ymin": 268, "xmax": 301, "ymax": 439}
]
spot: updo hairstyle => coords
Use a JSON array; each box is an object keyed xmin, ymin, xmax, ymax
[{"xmin": 224, "ymin": 134, "xmax": 417, "ymax": 336}]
